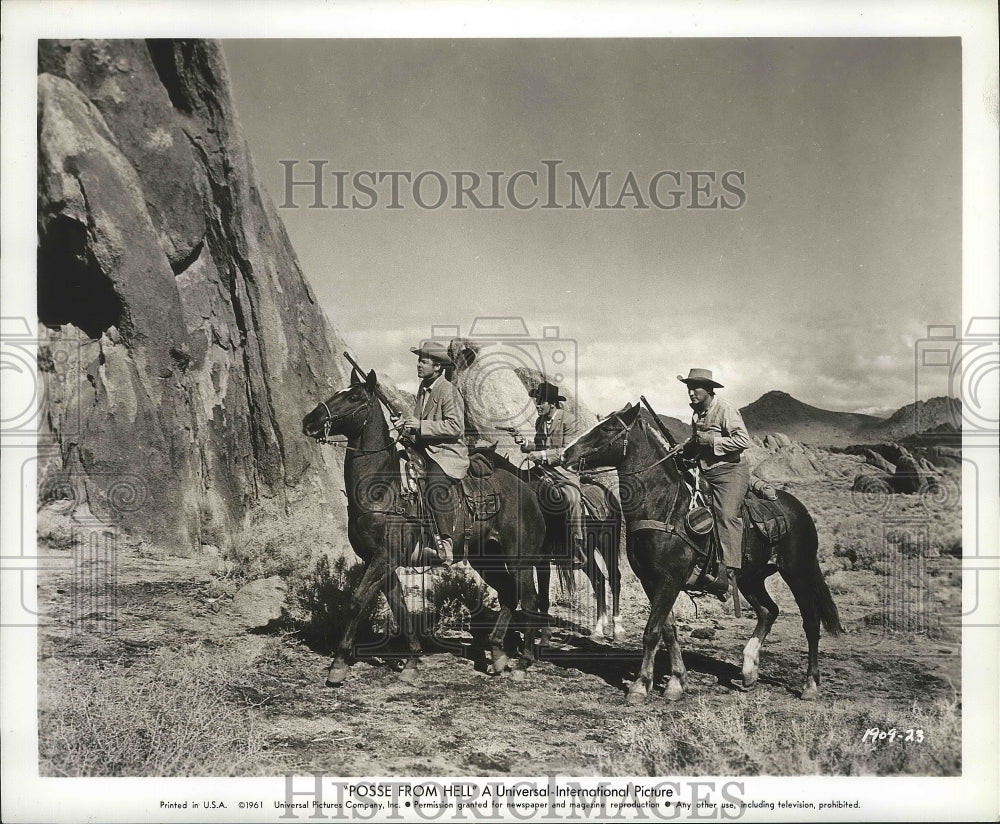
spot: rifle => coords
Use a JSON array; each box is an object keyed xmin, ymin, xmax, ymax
[
  {"xmin": 639, "ymin": 395, "xmax": 679, "ymax": 448},
  {"xmin": 344, "ymin": 351, "xmax": 402, "ymax": 420}
]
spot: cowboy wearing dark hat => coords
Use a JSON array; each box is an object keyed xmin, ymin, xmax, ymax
[
  {"xmin": 678, "ymin": 368, "xmax": 752, "ymax": 600},
  {"xmin": 400, "ymin": 341, "xmax": 469, "ymax": 563},
  {"xmin": 521, "ymin": 381, "xmax": 587, "ymax": 569}
]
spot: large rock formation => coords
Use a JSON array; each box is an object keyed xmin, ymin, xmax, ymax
[{"xmin": 37, "ymin": 40, "xmax": 353, "ymax": 554}]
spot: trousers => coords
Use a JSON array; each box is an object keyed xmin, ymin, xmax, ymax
[
  {"xmin": 424, "ymin": 458, "xmax": 461, "ymax": 540},
  {"xmin": 702, "ymin": 460, "xmax": 751, "ymax": 568}
]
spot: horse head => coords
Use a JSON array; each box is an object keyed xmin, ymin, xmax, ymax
[
  {"xmin": 302, "ymin": 369, "xmax": 378, "ymax": 442},
  {"xmin": 562, "ymin": 402, "xmax": 641, "ymax": 471}
]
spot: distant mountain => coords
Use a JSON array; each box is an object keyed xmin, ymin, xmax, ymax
[
  {"xmin": 866, "ymin": 397, "xmax": 961, "ymax": 442},
  {"xmin": 657, "ymin": 414, "xmax": 690, "ymax": 444},
  {"xmin": 739, "ymin": 391, "xmax": 961, "ymax": 446}
]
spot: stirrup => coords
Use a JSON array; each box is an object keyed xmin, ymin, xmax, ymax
[{"xmin": 701, "ymin": 567, "xmax": 731, "ymax": 601}]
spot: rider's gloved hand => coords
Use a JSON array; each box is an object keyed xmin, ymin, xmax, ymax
[
  {"xmin": 526, "ymin": 450, "xmax": 547, "ymax": 464},
  {"xmin": 681, "ymin": 440, "xmax": 700, "ymax": 460}
]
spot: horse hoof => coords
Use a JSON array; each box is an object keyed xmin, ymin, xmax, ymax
[
  {"xmin": 538, "ymin": 628, "xmax": 552, "ymax": 647},
  {"xmin": 742, "ymin": 670, "xmax": 759, "ymax": 689},
  {"xmin": 665, "ymin": 680, "xmax": 684, "ymax": 702},
  {"xmin": 800, "ymin": 682, "xmax": 819, "ymax": 701},
  {"xmin": 326, "ymin": 664, "xmax": 348, "ymax": 687},
  {"xmin": 490, "ymin": 653, "xmax": 509, "ymax": 676},
  {"xmin": 511, "ymin": 667, "xmax": 527, "ymax": 683},
  {"xmin": 399, "ymin": 666, "xmax": 419, "ymax": 684},
  {"xmin": 626, "ymin": 688, "xmax": 647, "ymax": 705}
]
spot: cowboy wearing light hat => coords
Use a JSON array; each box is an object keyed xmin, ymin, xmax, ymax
[
  {"xmin": 400, "ymin": 341, "xmax": 469, "ymax": 563},
  {"xmin": 678, "ymin": 368, "xmax": 752, "ymax": 600},
  {"xmin": 521, "ymin": 380, "xmax": 587, "ymax": 569}
]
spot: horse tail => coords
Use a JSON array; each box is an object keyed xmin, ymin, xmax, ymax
[
  {"xmin": 812, "ymin": 557, "xmax": 844, "ymax": 636},
  {"xmin": 556, "ymin": 562, "xmax": 576, "ymax": 598}
]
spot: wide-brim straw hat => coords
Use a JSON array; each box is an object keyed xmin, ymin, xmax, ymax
[
  {"xmin": 677, "ymin": 368, "xmax": 724, "ymax": 389},
  {"xmin": 410, "ymin": 340, "xmax": 453, "ymax": 366}
]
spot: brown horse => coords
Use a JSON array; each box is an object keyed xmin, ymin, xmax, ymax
[
  {"xmin": 562, "ymin": 403, "xmax": 843, "ymax": 702},
  {"xmin": 302, "ymin": 370, "xmax": 555, "ymax": 684}
]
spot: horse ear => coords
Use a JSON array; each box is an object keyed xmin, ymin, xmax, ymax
[
  {"xmin": 366, "ymin": 369, "xmax": 378, "ymax": 390},
  {"xmin": 621, "ymin": 402, "xmax": 641, "ymax": 424},
  {"xmin": 350, "ymin": 367, "xmax": 363, "ymax": 384}
]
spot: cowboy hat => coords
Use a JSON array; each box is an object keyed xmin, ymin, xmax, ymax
[
  {"xmin": 530, "ymin": 381, "xmax": 567, "ymax": 403},
  {"xmin": 677, "ymin": 368, "xmax": 724, "ymax": 389},
  {"xmin": 410, "ymin": 340, "xmax": 453, "ymax": 366}
]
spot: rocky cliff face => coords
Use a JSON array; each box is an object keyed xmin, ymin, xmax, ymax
[{"xmin": 37, "ymin": 40, "xmax": 352, "ymax": 553}]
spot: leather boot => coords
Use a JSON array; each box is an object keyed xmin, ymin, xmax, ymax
[
  {"xmin": 436, "ymin": 536, "xmax": 454, "ymax": 565},
  {"xmin": 703, "ymin": 565, "xmax": 737, "ymax": 601}
]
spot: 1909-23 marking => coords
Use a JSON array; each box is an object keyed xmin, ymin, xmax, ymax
[{"xmin": 862, "ymin": 728, "xmax": 926, "ymax": 745}]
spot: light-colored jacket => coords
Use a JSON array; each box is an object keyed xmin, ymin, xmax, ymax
[
  {"xmin": 689, "ymin": 395, "xmax": 752, "ymax": 469},
  {"xmin": 414, "ymin": 374, "xmax": 470, "ymax": 479}
]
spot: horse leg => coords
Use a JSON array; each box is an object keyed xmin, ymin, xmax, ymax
[
  {"xmin": 477, "ymin": 561, "xmax": 516, "ymax": 675},
  {"xmin": 535, "ymin": 562, "xmax": 553, "ymax": 646},
  {"xmin": 326, "ymin": 558, "xmax": 391, "ymax": 687},
  {"xmin": 628, "ymin": 582, "xmax": 678, "ymax": 704},
  {"xmin": 779, "ymin": 567, "xmax": 823, "ymax": 700},
  {"xmin": 736, "ymin": 566, "xmax": 779, "ymax": 690},
  {"xmin": 385, "ymin": 573, "xmax": 422, "ymax": 684},
  {"xmin": 511, "ymin": 567, "xmax": 541, "ymax": 682},
  {"xmin": 602, "ymin": 521, "xmax": 625, "ymax": 641},
  {"xmin": 590, "ymin": 559, "xmax": 609, "ymax": 638},
  {"xmin": 661, "ymin": 609, "xmax": 687, "ymax": 701}
]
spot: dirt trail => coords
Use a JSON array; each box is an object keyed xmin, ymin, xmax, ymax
[{"xmin": 37, "ymin": 531, "xmax": 960, "ymax": 777}]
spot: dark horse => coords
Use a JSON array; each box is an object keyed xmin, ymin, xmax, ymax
[
  {"xmin": 492, "ymin": 456, "xmax": 624, "ymax": 642},
  {"xmin": 562, "ymin": 403, "xmax": 843, "ymax": 702},
  {"xmin": 302, "ymin": 370, "xmax": 558, "ymax": 684}
]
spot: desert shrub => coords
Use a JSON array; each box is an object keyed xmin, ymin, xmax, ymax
[
  {"xmin": 223, "ymin": 500, "xmax": 326, "ymax": 583},
  {"xmin": 587, "ymin": 691, "xmax": 959, "ymax": 776},
  {"xmin": 37, "ymin": 523, "xmax": 80, "ymax": 551},
  {"xmin": 431, "ymin": 565, "xmax": 495, "ymax": 633},
  {"xmin": 288, "ymin": 554, "xmax": 388, "ymax": 647},
  {"xmin": 39, "ymin": 647, "xmax": 279, "ymax": 776}
]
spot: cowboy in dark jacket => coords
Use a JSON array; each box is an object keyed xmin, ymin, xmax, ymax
[
  {"xmin": 400, "ymin": 341, "xmax": 469, "ymax": 563},
  {"xmin": 521, "ymin": 381, "xmax": 587, "ymax": 568}
]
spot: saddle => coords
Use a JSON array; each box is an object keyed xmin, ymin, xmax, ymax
[
  {"xmin": 399, "ymin": 447, "xmax": 501, "ymax": 522},
  {"xmin": 741, "ymin": 496, "xmax": 790, "ymax": 545},
  {"xmin": 460, "ymin": 452, "xmax": 501, "ymax": 521}
]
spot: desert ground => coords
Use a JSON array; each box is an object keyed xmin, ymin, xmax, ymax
[{"xmin": 36, "ymin": 460, "xmax": 961, "ymax": 778}]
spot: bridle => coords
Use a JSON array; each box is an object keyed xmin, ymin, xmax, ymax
[
  {"xmin": 574, "ymin": 412, "xmax": 635, "ymax": 475},
  {"xmin": 314, "ymin": 390, "xmax": 376, "ymax": 446},
  {"xmin": 575, "ymin": 411, "xmax": 685, "ymax": 477}
]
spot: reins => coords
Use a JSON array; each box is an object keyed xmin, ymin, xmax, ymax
[
  {"xmin": 316, "ymin": 392, "xmax": 404, "ymax": 455},
  {"xmin": 576, "ymin": 414, "xmax": 686, "ymax": 477}
]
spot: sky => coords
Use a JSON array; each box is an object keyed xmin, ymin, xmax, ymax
[{"xmin": 222, "ymin": 38, "xmax": 962, "ymax": 418}]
